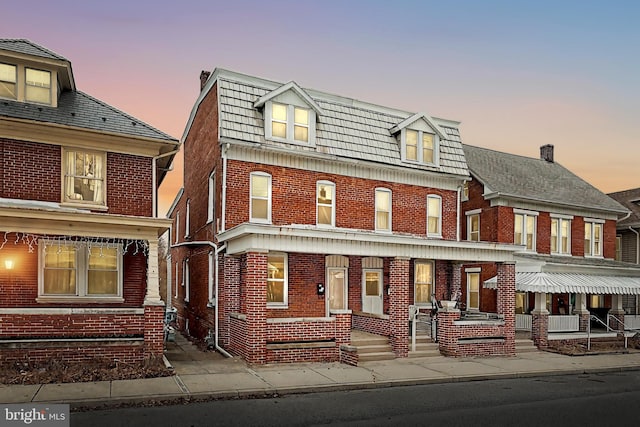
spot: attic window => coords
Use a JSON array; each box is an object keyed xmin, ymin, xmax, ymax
[
  {"xmin": 25, "ymin": 68, "xmax": 51, "ymax": 105},
  {"xmin": 401, "ymin": 129, "xmax": 438, "ymax": 165},
  {"xmin": 0, "ymin": 63, "xmax": 17, "ymax": 99},
  {"xmin": 265, "ymin": 101, "xmax": 315, "ymax": 145}
]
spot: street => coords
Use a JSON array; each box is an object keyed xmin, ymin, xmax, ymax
[{"xmin": 71, "ymin": 371, "xmax": 640, "ymax": 426}]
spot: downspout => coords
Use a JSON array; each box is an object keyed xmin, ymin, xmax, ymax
[
  {"xmin": 456, "ymin": 185, "xmax": 462, "ymax": 242},
  {"xmin": 153, "ymin": 149, "xmax": 180, "ymax": 218},
  {"xmin": 221, "ymin": 143, "xmax": 229, "ymax": 232},
  {"xmin": 629, "ymin": 226, "xmax": 640, "ymax": 264},
  {"xmin": 170, "ymin": 240, "xmax": 231, "ymax": 358},
  {"xmin": 166, "ymin": 251, "xmax": 172, "ymax": 310}
]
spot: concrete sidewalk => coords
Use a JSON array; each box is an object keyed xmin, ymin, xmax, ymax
[{"xmin": 3, "ymin": 335, "xmax": 640, "ymax": 408}]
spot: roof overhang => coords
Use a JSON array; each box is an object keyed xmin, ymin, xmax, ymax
[
  {"xmin": 253, "ymin": 81, "xmax": 325, "ymax": 115},
  {"xmin": 218, "ymin": 223, "xmax": 519, "ymax": 262},
  {"xmin": 389, "ymin": 112, "xmax": 447, "ymax": 140}
]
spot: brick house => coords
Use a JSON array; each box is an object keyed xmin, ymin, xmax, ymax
[
  {"xmin": 0, "ymin": 39, "xmax": 178, "ymax": 365},
  {"xmin": 169, "ymin": 68, "xmax": 521, "ymax": 365},
  {"xmin": 461, "ymin": 144, "xmax": 640, "ymax": 347},
  {"xmin": 608, "ymin": 187, "xmax": 640, "ymax": 316}
]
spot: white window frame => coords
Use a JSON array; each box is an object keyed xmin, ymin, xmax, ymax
[
  {"xmin": 461, "ymin": 181, "xmax": 469, "ymax": 202},
  {"xmin": 466, "ymin": 209, "xmax": 481, "ymax": 242},
  {"xmin": 400, "ymin": 128, "xmax": 439, "ymax": 165},
  {"xmin": 25, "ymin": 67, "xmax": 52, "ymax": 105},
  {"xmin": 551, "ymin": 214, "xmax": 572, "ymax": 255},
  {"xmin": 265, "ymin": 101, "xmax": 316, "ymax": 146},
  {"xmin": 375, "ymin": 188, "xmax": 392, "ymax": 232},
  {"xmin": 426, "ymin": 194, "xmax": 442, "ymax": 237},
  {"xmin": 0, "ymin": 62, "xmax": 17, "ymax": 100},
  {"xmin": 584, "ymin": 218, "xmax": 604, "ymax": 258},
  {"xmin": 183, "ymin": 258, "xmax": 190, "ymax": 302},
  {"xmin": 174, "ymin": 261, "xmax": 179, "ymax": 298},
  {"xmin": 185, "ymin": 199, "xmax": 191, "ymax": 238},
  {"xmin": 207, "ymin": 171, "xmax": 215, "ymax": 225},
  {"xmin": 249, "ymin": 172, "xmax": 272, "ymax": 223},
  {"xmin": 466, "ymin": 269, "xmax": 481, "ymax": 311},
  {"xmin": 37, "ymin": 241, "xmax": 123, "ymax": 303},
  {"xmin": 514, "ymin": 209, "xmax": 538, "ymax": 252},
  {"xmin": 316, "ymin": 181, "xmax": 336, "ymax": 227},
  {"xmin": 414, "ymin": 260, "xmax": 434, "ymax": 307},
  {"xmin": 174, "ymin": 211, "xmax": 180, "ymax": 244},
  {"xmin": 267, "ymin": 253, "xmax": 288, "ymax": 308},
  {"xmin": 62, "ymin": 148, "xmax": 107, "ymax": 209}
]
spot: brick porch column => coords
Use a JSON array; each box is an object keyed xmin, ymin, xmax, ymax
[
  {"xmin": 437, "ymin": 308, "xmax": 461, "ymax": 357},
  {"xmin": 496, "ymin": 262, "xmax": 516, "ymax": 356},
  {"xmin": 608, "ymin": 295, "xmax": 625, "ymax": 331},
  {"xmin": 220, "ymin": 255, "xmax": 241, "ymax": 348},
  {"xmin": 450, "ymin": 263, "xmax": 462, "ymax": 302},
  {"xmin": 531, "ymin": 292, "xmax": 549, "ymax": 348},
  {"xmin": 244, "ymin": 251, "xmax": 268, "ymax": 364},
  {"xmin": 575, "ymin": 293, "xmax": 590, "ymax": 332},
  {"xmin": 389, "ymin": 257, "xmax": 410, "ymax": 358}
]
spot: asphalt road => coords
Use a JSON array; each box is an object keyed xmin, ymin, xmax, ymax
[{"xmin": 71, "ymin": 371, "xmax": 640, "ymax": 427}]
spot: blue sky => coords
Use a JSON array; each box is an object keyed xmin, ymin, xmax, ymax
[{"xmin": 4, "ymin": 0, "xmax": 639, "ymax": 213}]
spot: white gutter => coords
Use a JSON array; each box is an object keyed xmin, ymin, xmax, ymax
[
  {"xmin": 153, "ymin": 149, "xmax": 180, "ymax": 218},
  {"xmin": 170, "ymin": 240, "xmax": 231, "ymax": 358},
  {"xmin": 629, "ymin": 227, "xmax": 640, "ymax": 264}
]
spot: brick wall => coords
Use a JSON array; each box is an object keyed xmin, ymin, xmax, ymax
[
  {"xmin": 352, "ymin": 313, "xmax": 390, "ymax": 336},
  {"xmin": 106, "ymin": 152, "xmax": 153, "ymax": 216},
  {"xmin": 0, "ymin": 344, "xmax": 144, "ymax": 365},
  {"xmin": 389, "ymin": 257, "xmax": 410, "ymax": 357},
  {"xmin": 244, "ymin": 252, "xmax": 267, "ymax": 364}
]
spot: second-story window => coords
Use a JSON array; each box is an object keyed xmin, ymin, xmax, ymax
[
  {"xmin": 317, "ymin": 181, "xmax": 335, "ymax": 227},
  {"xmin": 551, "ymin": 217, "xmax": 571, "ymax": 255},
  {"xmin": 250, "ymin": 172, "xmax": 271, "ymax": 223},
  {"xmin": 208, "ymin": 171, "xmax": 215, "ymax": 225},
  {"xmin": 269, "ymin": 102, "xmax": 310, "ymax": 144},
  {"xmin": 185, "ymin": 199, "xmax": 191, "ymax": 238},
  {"xmin": 584, "ymin": 220, "xmax": 603, "ymax": 257},
  {"xmin": 514, "ymin": 211, "xmax": 537, "ymax": 251},
  {"xmin": 25, "ymin": 67, "xmax": 51, "ymax": 105},
  {"xmin": 63, "ymin": 149, "xmax": 106, "ymax": 207},
  {"xmin": 467, "ymin": 211, "xmax": 480, "ymax": 242},
  {"xmin": 375, "ymin": 188, "xmax": 392, "ymax": 232},
  {"xmin": 0, "ymin": 63, "xmax": 17, "ymax": 99},
  {"xmin": 616, "ymin": 235, "xmax": 622, "ymax": 261},
  {"xmin": 427, "ymin": 195, "xmax": 442, "ymax": 237}
]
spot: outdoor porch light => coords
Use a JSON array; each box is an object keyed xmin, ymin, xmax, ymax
[{"xmin": 5, "ymin": 259, "xmax": 14, "ymax": 270}]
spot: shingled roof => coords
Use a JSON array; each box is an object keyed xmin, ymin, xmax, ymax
[
  {"xmin": 462, "ymin": 144, "xmax": 628, "ymax": 214},
  {"xmin": 209, "ymin": 69, "xmax": 469, "ymax": 177},
  {"xmin": 608, "ymin": 188, "xmax": 640, "ymax": 226},
  {"xmin": 0, "ymin": 39, "xmax": 68, "ymax": 61}
]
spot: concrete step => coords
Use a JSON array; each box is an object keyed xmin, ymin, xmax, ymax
[
  {"xmin": 351, "ymin": 337, "xmax": 390, "ymax": 347},
  {"xmin": 358, "ymin": 351, "xmax": 397, "ymax": 362},
  {"xmin": 356, "ymin": 344, "xmax": 393, "ymax": 354},
  {"xmin": 409, "ymin": 342, "xmax": 440, "ymax": 358},
  {"xmin": 515, "ymin": 339, "xmax": 539, "ymax": 353}
]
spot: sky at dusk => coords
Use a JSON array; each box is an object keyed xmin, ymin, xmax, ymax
[{"xmin": 4, "ymin": 0, "xmax": 639, "ymax": 215}]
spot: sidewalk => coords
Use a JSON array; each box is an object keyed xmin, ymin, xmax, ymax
[{"xmin": 3, "ymin": 333, "xmax": 640, "ymax": 408}]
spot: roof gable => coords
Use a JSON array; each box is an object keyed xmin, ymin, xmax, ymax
[
  {"xmin": 389, "ymin": 112, "xmax": 447, "ymax": 140},
  {"xmin": 254, "ymin": 81, "xmax": 324, "ymax": 115},
  {"xmin": 0, "ymin": 39, "xmax": 68, "ymax": 61},
  {"xmin": 608, "ymin": 188, "xmax": 640, "ymax": 226}
]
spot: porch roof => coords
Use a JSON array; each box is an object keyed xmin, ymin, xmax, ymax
[{"xmin": 485, "ymin": 272, "xmax": 640, "ymax": 295}]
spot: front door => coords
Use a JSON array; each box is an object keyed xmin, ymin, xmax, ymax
[
  {"xmin": 327, "ymin": 268, "xmax": 347, "ymax": 315},
  {"xmin": 362, "ymin": 269, "xmax": 383, "ymax": 315}
]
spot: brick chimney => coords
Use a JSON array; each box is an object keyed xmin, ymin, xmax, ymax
[
  {"xmin": 540, "ymin": 144, "xmax": 554, "ymax": 163},
  {"xmin": 200, "ymin": 70, "xmax": 211, "ymax": 91}
]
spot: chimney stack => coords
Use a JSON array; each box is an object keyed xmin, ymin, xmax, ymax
[
  {"xmin": 540, "ymin": 144, "xmax": 554, "ymax": 163},
  {"xmin": 200, "ymin": 70, "xmax": 211, "ymax": 91}
]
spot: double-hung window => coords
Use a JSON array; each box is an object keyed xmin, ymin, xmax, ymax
[
  {"xmin": 427, "ymin": 195, "xmax": 442, "ymax": 237},
  {"xmin": 25, "ymin": 67, "xmax": 51, "ymax": 105},
  {"xmin": 39, "ymin": 241, "xmax": 122, "ymax": 302},
  {"xmin": 551, "ymin": 216, "xmax": 571, "ymax": 255},
  {"xmin": 467, "ymin": 270, "xmax": 480, "ymax": 311},
  {"xmin": 375, "ymin": 188, "xmax": 392, "ymax": 232},
  {"xmin": 414, "ymin": 260, "xmax": 434, "ymax": 306},
  {"xmin": 268, "ymin": 102, "xmax": 311, "ymax": 144},
  {"xmin": 208, "ymin": 171, "xmax": 216, "ymax": 225},
  {"xmin": 317, "ymin": 181, "xmax": 335, "ymax": 227},
  {"xmin": 0, "ymin": 63, "xmax": 17, "ymax": 99},
  {"xmin": 514, "ymin": 210, "xmax": 537, "ymax": 251},
  {"xmin": 467, "ymin": 210, "xmax": 481, "ymax": 242},
  {"xmin": 584, "ymin": 220, "xmax": 603, "ymax": 257},
  {"xmin": 403, "ymin": 129, "xmax": 436, "ymax": 164},
  {"xmin": 63, "ymin": 149, "xmax": 106, "ymax": 207},
  {"xmin": 250, "ymin": 172, "xmax": 272, "ymax": 223},
  {"xmin": 183, "ymin": 258, "xmax": 190, "ymax": 302},
  {"xmin": 267, "ymin": 253, "xmax": 287, "ymax": 307}
]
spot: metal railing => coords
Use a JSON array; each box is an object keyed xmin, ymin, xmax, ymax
[
  {"xmin": 587, "ymin": 315, "xmax": 615, "ymax": 350},
  {"xmin": 606, "ymin": 314, "xmax": 640, "ymax": 349},
  {"xmin": 409, "ymin": 305, "xmax": 436, "ymax": 351}
]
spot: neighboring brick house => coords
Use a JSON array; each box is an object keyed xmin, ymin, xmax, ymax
[
  {"xmin": 0, "ymin": 39, "xmax": 178, "ymax": 365},
  {"xmin": 461, "ymin": 144, "xmax": 640, "ymax": 347},
  {"xmin": 608, "ymin": 187, "xmax": 640, "ymax": 315},
  {"xmin": 169, "ymin": 68, "xmax": 521, "ymax": 365}
]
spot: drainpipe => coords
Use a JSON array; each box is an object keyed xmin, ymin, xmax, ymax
[
  {"xmin": 629, "ymin": 227, "xmax": 640, "ymax": 265},
  {"xmin": 153, "ymin": 149, "xmax": 180, "ymax": 218},
  {"xmin": 170, "ymin": 240, "xmax": 231, "ymax": 358},
  {"xmin": 456, "ymin": 185, "xmax": 462, "ymax": 242},
  {"xmin": 166, "ymin": 252, "xmax": 172, "ymax": 310},
  {"xmin": 220, "ymin": 143, "xmax": 230, "ymax": 232}
]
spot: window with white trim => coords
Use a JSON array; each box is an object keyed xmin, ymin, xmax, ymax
[
  {"xmin": 266, "ymin": 102, "xmax": 314, "ymax": 144},
  {"xmin": 584, "ymin": 220, "xmax": 603, "ymax": 257},
  {"xmin": 183, "ymin": 258, "xmax": 190, "ymax": 302},
  {"xmin": 208, "ymin": 171, "xmax": 215, "ymax": 225},
  {"xmin": 25, "ymin": 67, "xmax": 51, "ymax": 105},
  {"xmin": 427, "ymin": 195, "xmax": 442, "ymax": 237},
  {"xmin": 414, "ymin": 260, "xmax": 434, "ymax": 305},
  {"xmin": 0, "ymin": 63, "xmax": 17, "ymax": 99},
  {"xmin": 38, "ymin": 241, "xmax": 122, "ymax": 301},
  {"xmin": 185, "ymin": 199, "xmax": 191, "ymax": 238},
  {"xmin": 402, "ymin": 129, "xmax": 437, "ymax": 164},
  {"xmin": 317, "ymin": 181, "xmax": 335, "ymax": 227},
  {"xmin": 63, "ymin": 149, "xmax": 106, "ymax": 207},
  {"xmin": 514, "ymin": 211, "xmax": 537, "ymax": 251},
  {"xmin": 174, "ymin": 261, "xmax": 179, "ymax": 298},
  {"xmin": 467, "ymin": 271, "xmax": 480, "ymax": 311},
  {"xmin": 461, "ymin": 181, "xmax": 469, "ymax": 201},
  {"xmin": 589, "ymin": 294, "xmax": 605, "ymax": 308},
  {"xmin": 616, "ymin": 235, "xmax": 622, "ymax": 261},
  {"xmin": 267, "ymin": 253, "xmax": 288, "ymax": 307},
  {"xmin": 551, "ymin": 217, "xmax": 571, "ymax": 255},
  {"xmin": 250, "ymin": 172, "xmax": 271, "ymax": 223},
  {"xmin": 375, "ymin": 188, "xmax": 392, "ymax": 232},
  {"xmin": 467, "ymin": 212, "xmax": 480, "ymax": 242}
]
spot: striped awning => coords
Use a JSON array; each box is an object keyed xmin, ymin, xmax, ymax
[{"xmin": 484, "ymin": 272, "xmax": 640, "ymax": 295}]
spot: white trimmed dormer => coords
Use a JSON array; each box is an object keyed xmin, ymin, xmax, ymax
[
  {"xmin": 390, "ymin": 112, "xmax": 446, "ymax": 167},
  {"xmin": 254, "ymin": 81, "xmax": 323, "ymax": 147}
]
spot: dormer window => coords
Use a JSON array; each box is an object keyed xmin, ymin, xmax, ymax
[
  {"xmin": 0, "ymin": 63, "xmax": 17, "ymax": 99},
  {"xmin": 25, "ymin": 68, "xmax": 51, "ymax": 105},
  {"xmin": 391, "ymin": 113, "xmax": 444, "ymax": 167},
  {"xmin": 267, "ymin": 101, "xmax": 312, "ymax": 144},
  {"xmin": 405, "ymin": 129, "xmax": 435, "ymax": 164}
]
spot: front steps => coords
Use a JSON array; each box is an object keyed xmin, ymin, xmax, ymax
[
  {"xmin": 350, "ymin": 330, "xmax": 395, "ymax": 362},
  {"xmin": 515, "ymin": 338, "xmax": 539, "ymax": 353},
  {"xmin": 408, "ymin": 334, "xmax": 440, "ymax": 358}
]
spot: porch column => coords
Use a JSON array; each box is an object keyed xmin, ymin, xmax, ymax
[
  {"xmin": 450, "ymin": 263, "xmax": 462, "ymax": 302},
  {"xmin": 574, "ymin": 293, "xmax": 590, "ymax": 332},
  {"xmin": 531, "ymin": 292, "xmax": 549, "ymax": 348},
  {"xmin": 144, "ymin": 238, "xmax": 163, "ymax": 305},
  {"xmin": 389, "ymin": 257, "xmax": 410, "ymax": 358},
  {"xmin": 245, "ymin": 251, "xmax": 268, "ymax": 364},
  {"xmin": 496, "ymin": 262, "xmax": 516, "ymax": 355},
  {"xmin": 143, "ymin": 238, "xmax": 165, "ymax": 359},
  {"xmin": 608, "ymin": 295, "xmax": 625, "ymax": 331}
]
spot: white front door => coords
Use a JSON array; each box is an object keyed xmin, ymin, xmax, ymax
[
  {"xmin": 362, "ymin": 269, "xmax": 383, "ymax": 315},
  {"xmin": 327, "ymin": 268, "xmax": 347, "ymax": 315}
]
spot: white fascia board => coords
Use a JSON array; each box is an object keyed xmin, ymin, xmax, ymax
[
  {"xmin": 389, "ymin": 112, "xmax": 447, "ymax": 140},
  {"xmin": 486, "ymin": 193, "xmax": 624, "ymax": 219},
  {"xmin": 218, "ymin": 223, "xmax": 518, "ymax": 262},
  {"xmin": 253, "ymin": 81, "xmax": 325, "ymax": 115},
  {"xmin": 166, "ymin": 187, "xmax": 184, "ymax": 218}
]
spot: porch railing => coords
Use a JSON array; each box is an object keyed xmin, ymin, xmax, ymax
[
  {"xmin": 548, "ymin": 315, "xmax": 579, "ymax": 332},
  {"xmin": 588, "ymin": 315, "xmax": 616, "ymax": 350},
  {"xmin": 409, "ymin": 305, "xmax": 435, "ymax": 351},
  {"xmin": 515, "ymin": 314, "xmax": 532, "ymax": 331},
  {"xmin": 622, "ymin": 314, "xmax": 640, "ymax": 330}
]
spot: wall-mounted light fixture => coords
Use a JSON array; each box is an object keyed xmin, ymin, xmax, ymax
[
  {"xmin": 317, "ymin": 283, "xmax": 325, "ymax": 296},
  {"xmin": 4, "ymin": 259, "xmax": 14, "ymax": 270}
]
